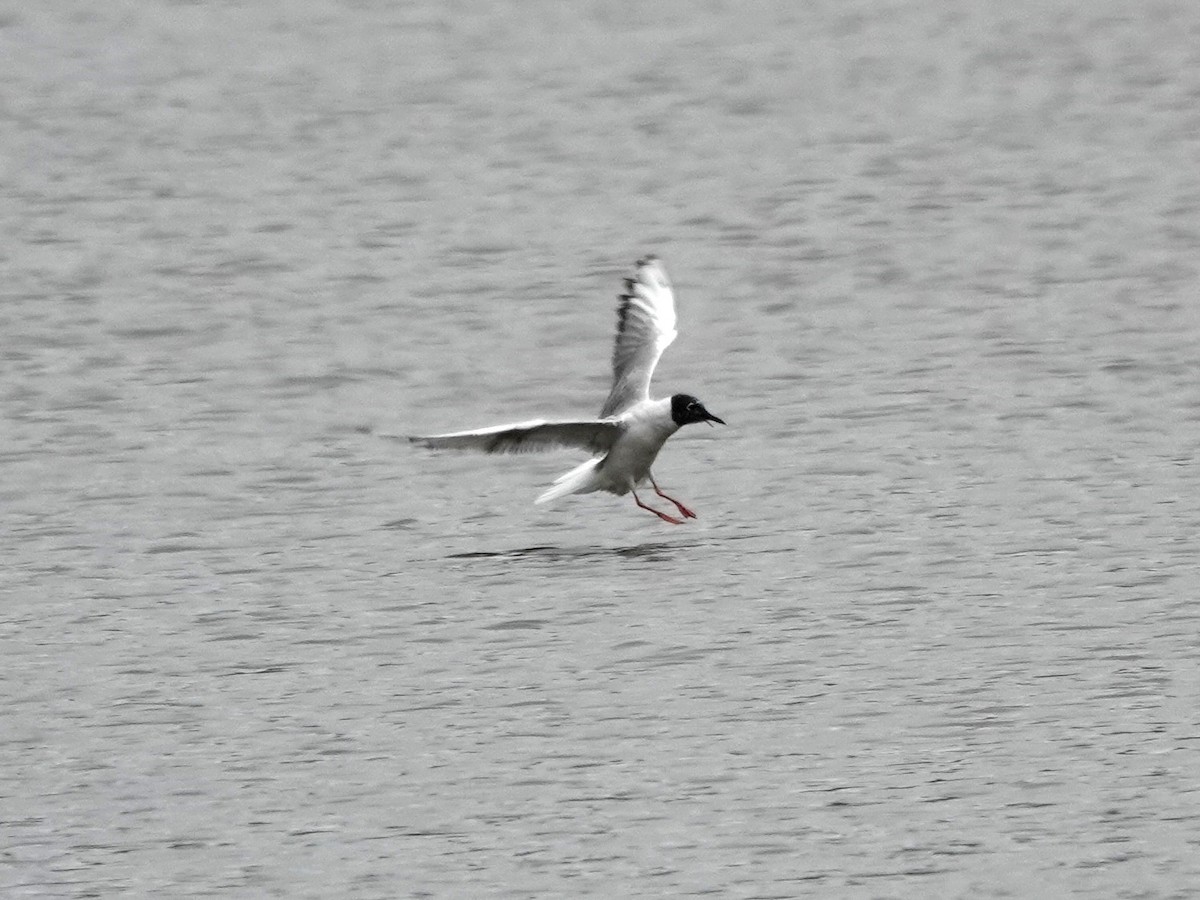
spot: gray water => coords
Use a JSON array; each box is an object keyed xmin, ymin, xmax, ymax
[{"xmin": 4, "ymin": 2, "xmax": 1200, "ymax": 897}]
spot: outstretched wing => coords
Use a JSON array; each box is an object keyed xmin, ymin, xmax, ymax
[
  {"xmin": 410, "ymin": 419, "xmax": 622, "ymax": 455},
  {"xmin": 599, "ymin": 255, "xmax": 678, "ymax": 417}
]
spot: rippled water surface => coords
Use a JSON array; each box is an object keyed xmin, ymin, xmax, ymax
[{"xmin": 4, "ymin": 2, "xmax": 1200, "ymax": 897}]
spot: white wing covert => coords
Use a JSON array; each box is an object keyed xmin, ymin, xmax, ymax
[{"xmin": 599, "ymin": 256, "xmax": 677, "ymax": 417}]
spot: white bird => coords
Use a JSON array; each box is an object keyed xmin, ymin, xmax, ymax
[{"xmin": 410, "ymin": 256, "xmax": 725, "ymax": 524}]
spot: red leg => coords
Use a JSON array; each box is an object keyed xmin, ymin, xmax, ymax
[
  {"xmin": 632, "ymin": 488, "xmax": 684, "ymax": 525},
  {"xmin": 650, "ymin": 475, "xmax": 698, "ymax": 519}
]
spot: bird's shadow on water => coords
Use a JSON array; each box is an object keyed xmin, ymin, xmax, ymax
[{"xmin": 442, "ymin": 541, "xmax": 697, "ymax": 564}]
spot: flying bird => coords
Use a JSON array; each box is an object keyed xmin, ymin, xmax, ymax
[{"xmin": 410, "ymin": 256, "xmax": 724, "ymax": 524}]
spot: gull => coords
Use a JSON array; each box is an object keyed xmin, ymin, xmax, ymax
[{"xmin": 410, "ymin": 256, "xmax": 725, "ymax": 524}]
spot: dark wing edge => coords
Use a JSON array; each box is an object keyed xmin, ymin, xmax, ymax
[{"xmin": 409, "ymin": 420, "xmax": 622, "ymax": 455}]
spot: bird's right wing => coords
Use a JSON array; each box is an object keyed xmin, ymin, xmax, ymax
[
  {"xmin": 410, "ymin": 419, "xmax": 623, "ymax": 455},
  {"xmin": 599, "ymin": 256, "xmax": 678, "ymax": 417}
]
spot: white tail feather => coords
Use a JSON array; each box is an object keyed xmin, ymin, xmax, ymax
[{"xmin": 535, "ymin": 458, "xmax": 601, "ymax": 504}]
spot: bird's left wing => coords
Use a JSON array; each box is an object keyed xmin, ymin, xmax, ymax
[
  {"xmin": 410, "ymin": 419, "xmax": 622, "ymax": 455},
  {"xmin": 599, "ymin": 256, "xmax": 678, "ymax": 417}
]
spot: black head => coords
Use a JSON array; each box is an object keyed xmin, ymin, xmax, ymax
[{"xmin": 670, "ymin": 393, "xmax": 726, "ymax": 427}]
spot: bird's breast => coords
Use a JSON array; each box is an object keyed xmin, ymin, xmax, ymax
[{"xmin": 599, "ymin": 415, "xmax": 679, "ymax": 489}]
